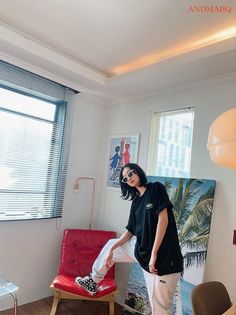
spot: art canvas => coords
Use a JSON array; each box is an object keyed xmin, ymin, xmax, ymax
[
  {"xmin": 124, "ymin": 176, "xmax": 216, "ymax": 315},
  {"xmin": 107, "ymin": 135, "xmax": 139, "ymax": 189}
]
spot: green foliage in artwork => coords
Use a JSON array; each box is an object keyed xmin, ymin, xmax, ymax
[{"xmin": 164, "ymin": 178, "xmax": 215, "ymax": 269}]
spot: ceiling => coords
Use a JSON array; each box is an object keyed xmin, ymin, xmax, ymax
[{"xmin": 0, "ymin": 0, "xmax": 235, "ymax": 102}]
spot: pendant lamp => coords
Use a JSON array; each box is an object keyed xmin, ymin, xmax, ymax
[{"xmin": 207, "ymin": 107, "xmax": 236, "ymax": 169}]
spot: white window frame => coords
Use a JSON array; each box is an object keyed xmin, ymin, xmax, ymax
[{"xmin": 147, "ymin": 107, "xmax": 194, "ymax": 178}]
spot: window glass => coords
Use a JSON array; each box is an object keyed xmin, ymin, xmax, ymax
[
  {"xmin": 147, "ymin": 108, "xmax": 194, "ymax": 178},
  {"xmin": 0, "ymin": 87, "xmax": 55, "ymax": 120},
  {"xmin": 0, "ymin": 61, "xmax": 75, "ymax": 221}
]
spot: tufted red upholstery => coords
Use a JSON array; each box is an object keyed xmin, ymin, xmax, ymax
[
  {"xmin": 58, "ymin": 229, "xmax": 115, "ymax": 278},
  {"xmin": 50, "ymin": 229, "xmax": 118, "ymax": 315}
]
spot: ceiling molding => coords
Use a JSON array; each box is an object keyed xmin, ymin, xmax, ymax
[
  {"xmin": 0, "ymin": 23, "xmax": 108, "ymax": 86},
  {"xmin": 0, "ymin": 51, "xmax": 94, "ymax": 93},
  {"xmin": 108, "ymin": 36, "xmax": 236, "ymax": 83},
  {"xmin": 0, "ymin": 22, "xmax": 235, "ymax": 103},
  {"xmin": 108, "ymin": 72, "xmax": 236, "ymax": 106}
]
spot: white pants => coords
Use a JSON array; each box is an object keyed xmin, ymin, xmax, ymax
[{"xmin": 91, "ymin": 238, "xmax": 180, "ymax": 315}]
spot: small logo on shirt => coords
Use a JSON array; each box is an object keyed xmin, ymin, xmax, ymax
[{"xmin": 146, "ymin": 203, "xmax": 154, "ymax": 209}]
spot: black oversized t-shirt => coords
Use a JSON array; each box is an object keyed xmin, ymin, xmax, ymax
[{"xmin": 126, "ymin": 182, "xmax": 183, "ymax": 275}]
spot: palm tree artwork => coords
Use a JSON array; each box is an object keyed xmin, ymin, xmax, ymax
[{"xmin": 164, "ymin": 178, "xmax": 216, "ymax": 270}]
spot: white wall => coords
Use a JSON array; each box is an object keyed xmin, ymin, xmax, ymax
[
  {"xmin": 1, "ymin": 76, "xmax": 235, "ymax": 311},
  {"xmin": 96, "ymin": 76, "xmax": 236, "ymax": 304},
  {"xmin": 0, "ymin": 93, "xmax": 107, "ymax": 310}
]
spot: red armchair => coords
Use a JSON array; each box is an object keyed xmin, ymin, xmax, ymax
[{"xmin": 50, "ymin": 229, "xmax": 118, "ymax": 315}]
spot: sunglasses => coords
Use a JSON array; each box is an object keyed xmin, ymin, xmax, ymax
[{"xmin": 122, "ymin": 169, "xmax": 136, "ymax": 183}]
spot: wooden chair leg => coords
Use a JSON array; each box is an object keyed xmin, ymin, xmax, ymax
[
  {"xmin": 109, "ymin": 300, "xmax": 114, "ymax": 315},
  {"xmin": 50, "ymin": 290, "xmax": 61, "ymax": 315}
]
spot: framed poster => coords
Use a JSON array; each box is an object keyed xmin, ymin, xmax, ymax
[
  {"xmin": 107, "ymin": 134, "xmax": 139, "ymax": 189},
  {"xmin": 124, "ymin": 176, "xmax": 216, "ymax": 315}
]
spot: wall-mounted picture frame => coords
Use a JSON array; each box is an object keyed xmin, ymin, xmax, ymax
[{"xmin": 107, "ymin": 134, "xmax": 140, "ymax": 189}]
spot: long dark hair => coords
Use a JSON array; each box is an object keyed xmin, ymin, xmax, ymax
[{"xmin": 119, "ymin": 163, "xmax": 147, "ymax": 200}]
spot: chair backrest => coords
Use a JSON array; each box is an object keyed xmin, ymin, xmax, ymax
[
  {"xmin": 191, "ymin": 281, "xmax": 232, "ymax": 315},
  {"xmin": 58, "ymin": 229, "xmax": 116, "ymax": 279}
]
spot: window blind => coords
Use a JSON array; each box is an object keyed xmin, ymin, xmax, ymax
[
  {"xmin": 0, "ymin": 61, "xmax": 75, "ymax": 221},
  {"xmin": 147, "ymin": 108, "xmax": 194, "ymax": 178}
]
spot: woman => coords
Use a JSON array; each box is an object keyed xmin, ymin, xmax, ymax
[{"xmin": 75, "ymin": 163, "xmax": 183, "ymax": 315}]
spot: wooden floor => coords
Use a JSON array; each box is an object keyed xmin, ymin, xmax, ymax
[{"xmin": 0, "ymin": 296, "xmax": 124, "ymax": 315}]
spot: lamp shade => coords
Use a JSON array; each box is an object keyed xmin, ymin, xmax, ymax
[{"xmin": 207, "ymin": 107, "xmax": 236, "ymax": 169}]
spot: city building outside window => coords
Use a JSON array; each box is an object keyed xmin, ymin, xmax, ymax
[{"xmin": 147, "ymin": 108, "xmax": 194, "ymax": 178}]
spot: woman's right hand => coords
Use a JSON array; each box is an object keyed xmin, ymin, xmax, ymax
[{"xmin": 105, "ymin": 249, "xmax": 114, "ymax": 268}]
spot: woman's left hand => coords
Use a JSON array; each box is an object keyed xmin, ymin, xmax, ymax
[{"xmin": 149, "ymin": 254, "xmax": 158, "ymax": 274}]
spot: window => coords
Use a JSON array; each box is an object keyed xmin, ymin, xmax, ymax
[
  {"xmin": 147, "ymin": 108, "xmax": 194, "ymax": 178},
  {"xmin": 0, "ymin": 61, "xmax": 75, "ymax": 221}
]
